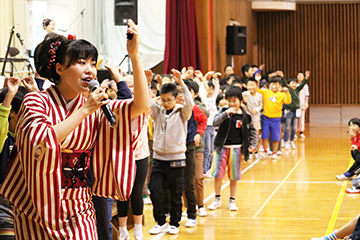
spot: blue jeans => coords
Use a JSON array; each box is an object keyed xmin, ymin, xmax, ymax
[
  {"xmin": 283, "ymin": 110, "xmax": 299, "ymax": 142},
  {"xmin": 203, "ymin": 126, "xmax": 215, "ymax": 173}
]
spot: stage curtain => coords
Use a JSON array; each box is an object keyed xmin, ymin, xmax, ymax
[{"xmin": 163, "ymin": 0, "xmax": 202, "ymax": 74}]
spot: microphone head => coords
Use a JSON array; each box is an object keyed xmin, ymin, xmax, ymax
[
  {"xmin": 88, "ymin": 80, "xmax": 99, "ymax": 91},
  {"xmin": 16, "ymin": 33, "xmax": 21, "ymax": 38}
]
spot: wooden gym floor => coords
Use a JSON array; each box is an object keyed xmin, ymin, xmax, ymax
[{"xmin": 129, "ymin": 122, "xmax": 358, "ymax": 239}]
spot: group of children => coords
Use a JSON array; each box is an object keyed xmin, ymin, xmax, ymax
[{"xmin": 0, "ymin": 54, "xmax": 312, "ymax": 239}]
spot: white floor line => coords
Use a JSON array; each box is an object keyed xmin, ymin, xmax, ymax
[
  {"xmin": 151, "ymin": 158, "xmax": 261, "ymax": 240},
  {"xmin": 239, "ymin": 180, "xmax": 339, "ymax": 184},
  {"xmin": 203, "ymin": 159, "xmax": 261, "ymax": 204}
]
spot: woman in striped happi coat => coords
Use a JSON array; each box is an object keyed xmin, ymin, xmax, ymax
[{"xmin": 0, "ymin": 20, "xmax": 149, "ymax": 239}]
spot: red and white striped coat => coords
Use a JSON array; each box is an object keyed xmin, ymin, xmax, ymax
[{"xmin": 0, "ymin": 86, "xmax": 145, "ymax": 239}]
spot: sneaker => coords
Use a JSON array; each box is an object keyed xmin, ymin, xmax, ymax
[
  {"xmin": 249, "ymin": 154, "xmax": 254, "ymax": 160},
  {"xmin": 294, "ymin": 134, "xmax": 298, "ymax": 140},
  {"xmin": 198, "ymin": 207, "xmax": 208, "ymax": 217},
  {"xmin": 336, "ymin": 174, "xmax": 350, "ymax": 181},
  {"xmin": 300, "ymin": 133, "xmax": 306, "ymax": 138},
  {"xmin": 185, "ymin": 218, "xmax": 197, "ymax": 227},
  {"xmin": 271, "ymin": 154, "xmax": 278, "ymax": 159},
  {"xmin": 346, "ymin": 186, "xmax": 360, "ymax": 193},
  {"xmin": 182, "ymin": 210, "xmax": 187, "ymax": 217},
  {"xmin": 143, "ymin": 196, "xmax": 151, "ymax": 205},
  {"xmin": 284, "ymin": 142, "xmax": 290, "ymax": 150},
  {"xmin": 254, "ymin": 153, "xmax": 260, "ymax": 159},
  {"xmin": 262, "ymin": 151, "xmax": 269, "ymax": 158},
  {"xmin": 259, "ymin": 146, "xmax": 264, "ymax": 152},
  {"xmin": 204, "ymin": 172, "xmax": 213, "ymax": 178},
  {"xmin": 228, "ymin": 199, "xmax": 238, "ymax": 211},
  {"xmin": 276, "ymin": 151, "xmax": 282, "ymax": 156},
  {"xmin": 168, "ymin": 225, "xmax": 179, "ymax": 235},
  {"xmin": 149, "ymin": 223, "xmax": 168, "ymax": 235},
  {"xmin": 208, "ymin": 199, "xmax": 221, "ymax": 210},
  {"xmin": 119, "ymin": 231, "xmax": 129, "ymax": 240},
  {"xmin": 290, "ymin": 141, "xmax": 296, "ymax": 149}
]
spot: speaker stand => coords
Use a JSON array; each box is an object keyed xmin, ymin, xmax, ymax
[{"xmin": 118, "ymin": 54, "xmax": 132, "ymax": 74}]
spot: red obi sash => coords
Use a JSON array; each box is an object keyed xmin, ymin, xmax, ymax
[{"xmin": 61, "ymin": 150, "xmax": 92, "ymax": 189}]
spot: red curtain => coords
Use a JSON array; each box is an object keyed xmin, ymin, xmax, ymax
[{"xmin": 163, "ymin": 0, "xmax": 202, "ymax": 74}]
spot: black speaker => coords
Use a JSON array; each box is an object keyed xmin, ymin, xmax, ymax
[
  {"xmin": 226, "ymin": 25, "xmax": 247, "ymax": 55},
  {"xmin": 114, "ymin": 0, "xmax": 138, "ymax": 26}
]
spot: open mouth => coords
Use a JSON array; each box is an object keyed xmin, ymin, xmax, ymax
[{"xmin": 82, "ymin": 78, "xmax": 92, "ymax": 84}]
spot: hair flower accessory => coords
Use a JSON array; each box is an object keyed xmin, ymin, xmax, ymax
[
  {"xmin": 47, "ymin": 40, "xmax": 61, "ymax": 69},
  {"xmin": 67, "ymin": 34, "xmax": 76, "ymax": 40}
]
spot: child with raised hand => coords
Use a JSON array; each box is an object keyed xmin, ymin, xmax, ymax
[
  {"xmin": 148, "ymin": 69, "xmax": 193, "ymax": 235},
  {"xmin": 0, "ymin": 77, "xmax": 28, "ymax": 239},
  {"xmin": 257, "ymin": 76, "xmax": 292, "ymax": 159},
  {"xmin": 196, "ymin": 70, "xmax": 221, "ymax": 177},
  {"xmin": 280, "ymin": 70, "xmax": 309, "ymax": 149},
  {"xmin": 297, "ymin": 71, "xmax": 310, "ymax": 138},
  {"xmin": 208, "ymin": 86, "xmax": 257, "ymax": 211},
  {"xmin": 242, "ymin": 78, "xmax": 263, "ymax": 158},
  {"xmin": 336, "ymin": 118, "xmax": 360, "ymax": 182}
]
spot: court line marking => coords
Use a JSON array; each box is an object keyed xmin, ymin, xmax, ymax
[
  {"xmin": 240, "ymin": 180, "xmax": 339, "ymax": 184},
  {"xmin": 325, "ymin": 160, "xmax": 353, "ymax": 234},
  {"xmin": 151, "ymin": 158, "xmax": 261, "ymax": 240},
  {"xmin": 252, "ymin": 159, "xmax": 303, "ymax": 219},
  {"xmin": 203, "ymin": 159, "xmax": 261, "ymax": 204}
]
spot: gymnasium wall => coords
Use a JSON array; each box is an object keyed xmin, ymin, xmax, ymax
[
  {"xmin": 195, "ymin": 0, "xmax": 258, "ymax": 74},
  {"xmin": 257, "ymin": 3, "xmax": 360, "ymax": 105}
]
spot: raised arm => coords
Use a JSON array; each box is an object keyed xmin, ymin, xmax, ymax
[
  {"xmin": 172, "ymin": 69, "xmax": 193, "ymax": 121},
  {"xmin": 297, "ymin": 70, "xmax": 310, "ymax": 92},
  {"xmin": 125, "ymin": 19, "xmax": 150, "ymax": 119},
  {"xmin": 0, "ymin": 78, "xmax": 19, "ymax": 152}
]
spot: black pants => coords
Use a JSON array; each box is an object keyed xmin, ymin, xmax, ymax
[
  {"xmin": 184, "ymin": 143, "xmax": 197, "ymax": 219},
  {"xmin": 149, "ymin": 159, "xmax": 185, "ymax": 227},
  {"xmin": 92, "ymin": 196, "xmax": 110, "ymax": 240},
  {"xmin": 348, "ymin": 150, "xmax": 360, "ymax": 176},
  {"xmin": 117, "ymin": 158, "xmax": 149, "ymax": 216}
]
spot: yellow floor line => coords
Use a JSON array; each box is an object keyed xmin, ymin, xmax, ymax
[
  {"xmin": 325, "ymin": 160, "xmax": 353, "ymax": 234},
  {"xmin": 252, "ymin": 159, "xmax": 303, "ymax": 219}
]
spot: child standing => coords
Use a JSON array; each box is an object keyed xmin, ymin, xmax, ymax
[
  {"xmin": 242, "ymin": 78, "xmax": 263, "ymax": 158},
  {"xmin": 207, "ymin": 86, "xmax": 257, "ymax": 211},
  {"xmin": 149, "ymin": 69, "xmax": 193, "ymax": 235},
  {"xmin": 297, "ymin": 71, "xmax": 310, "ymax": 138},
  {"xmin": 185, "ymin": 80, "xmax": 209, "ymax": 217},
  {"xmin": 257, "ymin": 77, "xmax": 292, "ymax": 159},
  {"xmin": 197, "ymin": 71, "xmax": 220, "ymax": 177},
  {"xmin": 280, "ymin": 71, "xmax": 309, "ymax": 149}
]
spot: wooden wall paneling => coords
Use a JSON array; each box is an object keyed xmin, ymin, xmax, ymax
[
  {"xmin": 194, "ymin": 0, "xmax": 209, "ymax": 72},
  {"xmin": 210, "ymin": 0, "xmax": 258, "ymax": 76},
  {"xmin": 258, "ymin": 3, "xmax": 360, "ymax": 104},
  {"xmin": 355, "ymin": 4, "xmax": 359, "ymax": 104}
]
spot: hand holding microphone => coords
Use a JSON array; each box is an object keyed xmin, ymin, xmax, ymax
[{"xmin": 88, "ymin": 80, "xmax": 117, "ymax": 126}]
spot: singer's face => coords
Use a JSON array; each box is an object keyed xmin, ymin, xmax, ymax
[{"xmin": 57, "ymin": 57, "xmax": 97, "ymax": 101}]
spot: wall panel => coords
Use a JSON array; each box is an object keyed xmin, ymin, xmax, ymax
[{"xmin": 257, "ymin": 3, "xmax": 360, "ymax": 104}]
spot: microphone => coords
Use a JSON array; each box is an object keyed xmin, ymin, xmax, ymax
[
  {"xmin": 88, "ymin": 80, "xmax": 117, "ymax": 126},
  {"xmin": 16, "ymin": 33, "xmax": 24, "ymax": 45}
]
